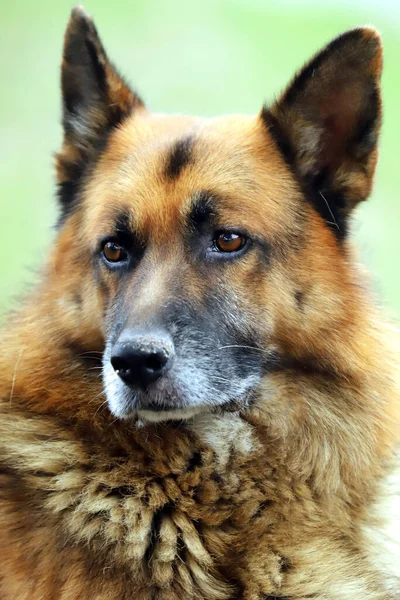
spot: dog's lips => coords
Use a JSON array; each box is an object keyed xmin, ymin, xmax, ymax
[
  {"xmin": 131, "ymin": 385, "xmax": 188, "ymax": 412},
  {"xmin": 112, "ymin": 388, "xmax": 248, "ymax": 423},
  {"xmin": 130, "ymin": 389, "xmax": 254, "ymax": 421},
  {"xmin": 136, "ymin": 399, "xmax": 179, "ymax": 413},
  {"xmin": 136, "ymin": 404, "xmax": 209, "ymax": 423}
]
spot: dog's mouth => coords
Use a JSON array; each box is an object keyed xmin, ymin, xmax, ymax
[
  {"xmin": 101, "ymin": 328, "xmax": 263, "ymax": 423},
  {"xmin": 102, "ymin": 357, "xmax": 260, "ymax": 422},
  {"xmin": 117, "ymin": 388, "xmax": 256, "ymax": 423},
  {"xmin": 136, "ymin": 393, "xmax": 252, "ymax": 416}
]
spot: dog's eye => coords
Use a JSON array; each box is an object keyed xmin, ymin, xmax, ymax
[
  {"xmin": 102, "ymin": 241, "xmax": 128, "ymax": 263},
  {"xmin": 215, "ymin": 232, "xmax": 247, "ymax": 253}
]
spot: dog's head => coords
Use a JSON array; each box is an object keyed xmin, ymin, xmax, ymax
[{"xmin": 53, "ymin": 7, "xmax": 382, "ymax": 422}]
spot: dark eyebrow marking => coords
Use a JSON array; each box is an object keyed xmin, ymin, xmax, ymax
[
  {"xmin": 110, "ymin": 210, "xmax": 146, "ymax": 249},
  {"xmin": 164, "ymin": 135, "xmax": 194, "ymax": 180},
  {"xmin": 106, "ymin": 210, "xmax": 146, "ymax": 260},
  {"xmin": 113, "ymin": 211, "xmax": 134, "ymax": 238},
  {"xmin": 188, "ymin": 191, "xmax": 218, "ymax": 230}
]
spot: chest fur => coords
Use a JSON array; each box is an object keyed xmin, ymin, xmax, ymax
[{"xmin": 1, "ymin": 411, "xmax": 395, "ymax": 600}]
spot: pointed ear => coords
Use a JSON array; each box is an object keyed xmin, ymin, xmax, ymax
[
  {"xmin": 262, "ymin": 27, "xmax": 382, "ymax": 237},
  {"xmin": 56, "ymin": 6, "xmax": 144, "ymax": 218}
]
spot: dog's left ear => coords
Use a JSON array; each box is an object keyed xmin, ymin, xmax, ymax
[{"xmin": 262, "ymin": 27, "xmax": 382, "ymax": 235}]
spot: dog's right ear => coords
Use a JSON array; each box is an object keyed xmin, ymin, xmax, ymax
[
  {"xmin": 262, "ymin": 28, "xmax": 382, "ymax": 238},
  {"xmin": 56, "ymin": 6, "xmax": 144, "ymax": 219}
]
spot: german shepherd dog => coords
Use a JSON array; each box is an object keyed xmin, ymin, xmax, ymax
[{"xmin": 0, "ymin": 7, "xmax": 399, "ymax": 599}]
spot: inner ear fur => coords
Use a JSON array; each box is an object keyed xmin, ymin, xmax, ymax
[{"xmin": 262, "ymin": 27, "xmax": 383, "ymax": 237}]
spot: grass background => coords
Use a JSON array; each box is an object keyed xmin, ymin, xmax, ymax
[{"xmin": 0, "ymin": 0, "xmax": 399, "ymax": 317}]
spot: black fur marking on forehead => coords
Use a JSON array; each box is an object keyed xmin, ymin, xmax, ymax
[{"xmin": 165, "ymin": 136, "xmax": 194, "ymax": 180}]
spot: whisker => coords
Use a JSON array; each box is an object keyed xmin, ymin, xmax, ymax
[
  {"xmin": 9, "ymin": 349, "xmax": 24, "ymax": 405},
  {"xmin": 216, "ymin": 344, "xmax": 280, "ymax": 361},
  {"xmin": 319, "ymin": 190, "xmax": 340, "ymax": 230},
  {"xmin": 217, "ymin": 344, "xmax": 263, "ymax": 352},
  {"xmin": 93, "ymin": 399, "xmax": 109, "ymax": 418}
]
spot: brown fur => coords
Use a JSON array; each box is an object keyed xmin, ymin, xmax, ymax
[{"xmin": 0, "ymin": 8, "xmax": 399, "ymax": 600}]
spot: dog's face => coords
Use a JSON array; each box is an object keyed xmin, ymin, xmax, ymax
[
  {"xmin": 53, "ymin": 8, "xmax": 382, "ymax": 422},
  {"xmin": 85, "ymin": 114, "xmax": 300, "ymax": 421}
]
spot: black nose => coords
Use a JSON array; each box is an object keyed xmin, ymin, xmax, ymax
[{"xmin": 110, "ymin": 331, "xmax": 174, "ymax": 390}]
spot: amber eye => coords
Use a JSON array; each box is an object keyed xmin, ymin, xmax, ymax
[
  {"xmin": 215, "ymin": 232, "xmax": 247, "ymax": 253},
  {"xmin": 102, "ymin": 241, "xmax": 127, "ymax": 263}
]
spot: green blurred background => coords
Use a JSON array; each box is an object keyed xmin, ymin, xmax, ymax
[{"xmin": 0, "ymin": 0, "xmax": 399, "ymax": 317}]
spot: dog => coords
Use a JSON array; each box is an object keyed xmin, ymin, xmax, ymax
[{"xmin": 0, "ymin": 6, "xmax": 399, "ymax": 599}]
